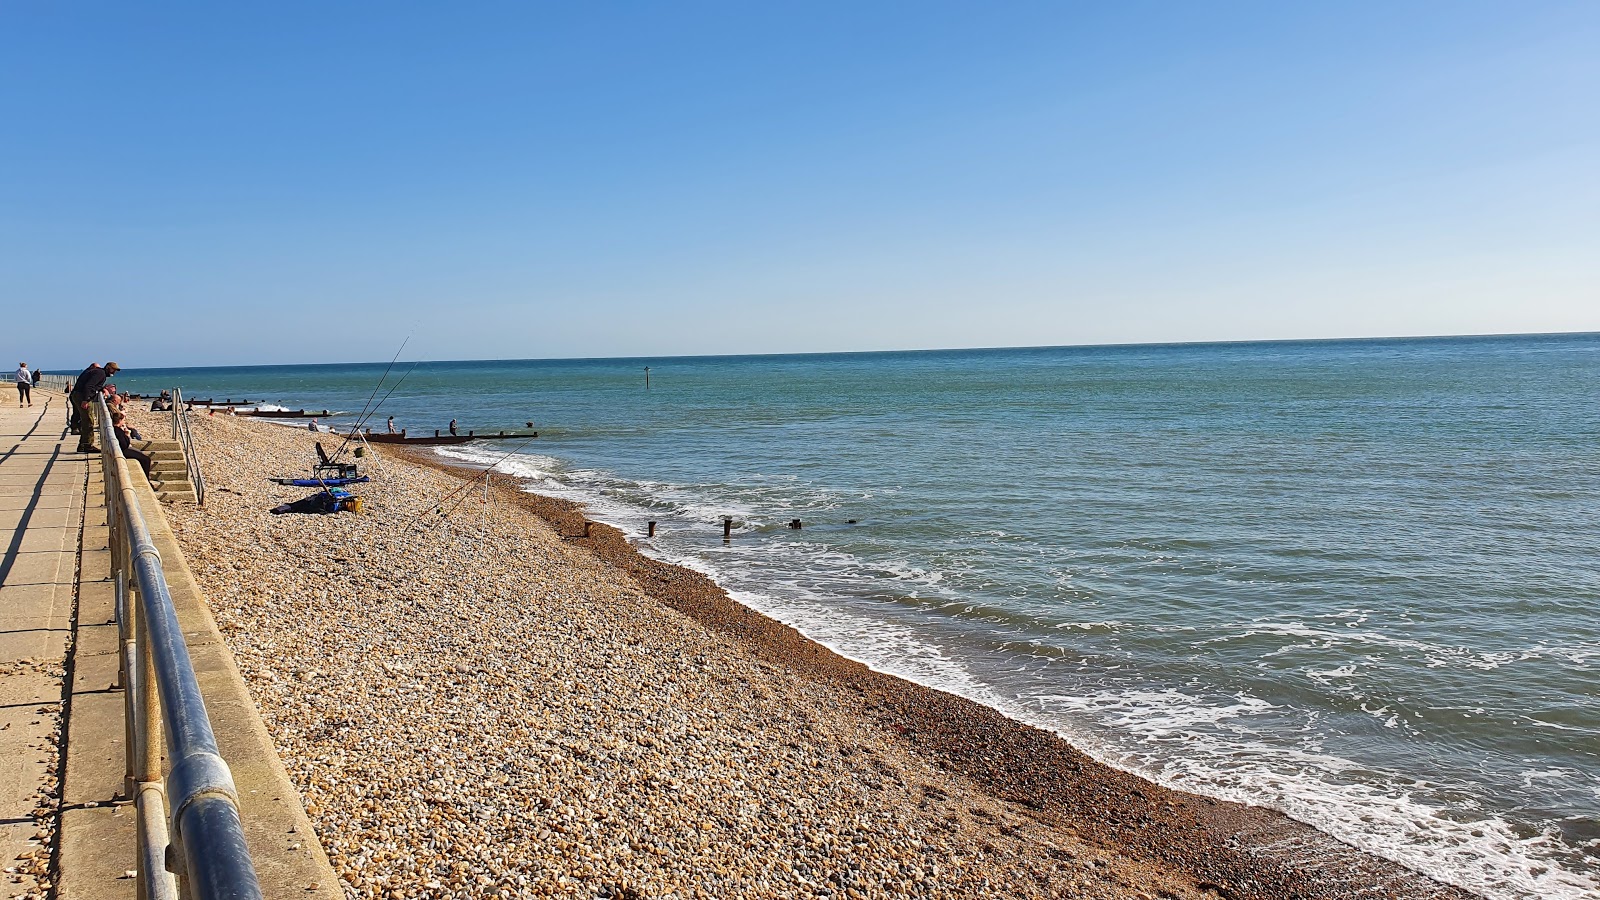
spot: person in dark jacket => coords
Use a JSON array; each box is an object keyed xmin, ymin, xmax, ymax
[
  {"xmin": 69, "ymin": 361, "xmax": 119, "ymax": 452},
  {"xmin": 110, "ymin": 411, "xmax": 152, "ymax": 478}
]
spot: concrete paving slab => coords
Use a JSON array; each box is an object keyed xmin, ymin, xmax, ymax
[
  {"xmin": 57, "ymin": 805, "xmax": 136, "ymax": 900},
  {"xmin": 80, "ymin": 547, "xmax": 112, "ymax": 585},
  {"xmin": 0, "ymin": 504, "xmax": 80, "ymax": 530},
  {"xmin": 61, "ymin": 686, "xmax": 127, "ymax": 808},
  {"xmin": 77, "ymin": 580, "xmax": 116, "ymax": 627},
  {"xmin": 0, "ymin": 579, "xmax": 73, "ymax": 616},
  {"xmin": 0, "ymin": 494, "xmax": 81, "ymax": 511},
  {"xmin": 1, "ymin": 549, "xmax": 72, "ymax": 589},
  {"xmin": 14, "ymin": 525, "xmax": 79, "ymax": 553}
]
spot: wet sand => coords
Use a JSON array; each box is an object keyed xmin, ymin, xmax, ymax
[{"xmin": 135, "ymin": 406, "xmax": 1475, "ymax": 899}]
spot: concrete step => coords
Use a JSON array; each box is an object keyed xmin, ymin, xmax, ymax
[
  {"xmin": 147, "ymin": 449, "xmax": 185, "ymax": 460},
  {"xmin": 157, "ymin": 491, "xmax": 196, "ymax": 503},
  {"xmin": 150, "ymin": 461, "xmax": 188, "ymax": 475},
  {"xmin": 136, "ymin": 440, "xmax": 181, "ymax": 452}
]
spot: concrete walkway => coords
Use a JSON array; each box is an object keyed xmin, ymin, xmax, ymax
[
  {"xmin": 0, "ymin": 390, "xmax": 89, "ymax": 898},
  {"xmin": 2, "ymin": 392, "xmax": 339, "ymax": 899}
]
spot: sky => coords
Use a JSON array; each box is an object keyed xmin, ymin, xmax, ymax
[{"xmin": 2, "ymin": 2, "xmax": 1597, "ymax": 368}]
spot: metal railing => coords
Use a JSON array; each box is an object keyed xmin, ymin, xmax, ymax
[
  {"xmin": 96, "ymin": 396, "xmax": 263, "ymax": 900},
  {"xmin": 169, "ymin": 389, "xmax": 207, "ymax": 506}
]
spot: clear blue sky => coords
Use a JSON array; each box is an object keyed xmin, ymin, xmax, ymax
[{"xmin": 3, "ymin": 2, "xmax": 1596, "ymax": 368}]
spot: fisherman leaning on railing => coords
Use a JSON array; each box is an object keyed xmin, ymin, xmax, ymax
[{"xmin": 69, "ymin": 360, "xmax": 121, "ymax": 452}]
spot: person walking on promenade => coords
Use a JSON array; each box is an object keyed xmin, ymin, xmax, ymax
[
  {"xmin": 31, "ymin": 367, "xmax": 41, "ymax": 387},
  {"xmin": 15, "ymin": 363, "xmax": 32, "ymax": 407},
  {"xmin": 69, "ymin": 361, "xmax": 119, "ymax": 452}
]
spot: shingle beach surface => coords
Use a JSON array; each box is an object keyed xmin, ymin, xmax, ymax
[{"xmin": 130, "ymin": 407, "xmax": 1471, "ymax": 900}]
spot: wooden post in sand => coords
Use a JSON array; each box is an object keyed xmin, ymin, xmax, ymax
[
  {"xmin": 583, "ymin": 521, "xmax": 593, "ymax": 538},
  {"xmin": 647, "ymin": 521, "xmax": 656, "ymax": 537},
  {"xmin": 723, "ymin": 517, "xmax": 733, "ymax": 541},
  {"xmin": 644, "ymin": 366, "xmax": 650, "ymax": 390}
]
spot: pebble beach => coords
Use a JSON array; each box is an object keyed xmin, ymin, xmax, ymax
[{"xmin": 129, "ymin": 406, "xmax": 1479, "ymax": 900}]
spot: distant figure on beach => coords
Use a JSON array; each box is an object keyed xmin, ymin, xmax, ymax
[
  {"xmin": 386, "ymin": 415, "xmax": 396, "ymax": 434},
  {"xmin": 15, "ymin": 363, "xmax": 32, "ymax": 407},
  {"xmin": 308, "ymin": 418, "xmax": 320, "ymax": 432},
  {"xmin": 449, "ymin": 419, "xmax": 458, "ymax": 436},
  {"xmin": 150, "ymin": 390, "xmax": 171, "ymax": 412}
]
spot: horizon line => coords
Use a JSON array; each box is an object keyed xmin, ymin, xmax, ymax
[{"xmin": 92, "ymin": 328, "xmax": 1599, "ymax": 373}]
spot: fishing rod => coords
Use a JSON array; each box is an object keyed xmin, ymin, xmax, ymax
[
  {"xmin": 350, "ymin": 337, "xmax": 409, "ymax": 431},
  {"xmin": 332, "ymin": 333, "xmax": 409, "ymax": 448},
  {"xmin": 330, "ymin": 358, "xmax": 421, "ymax": 462},
  {"xmin": 403, "ymin": 431, "xmax": 544, "ymax": 533},
  {"xmin": 325, "ymin": 338, "xmax": 409, "ymax": 461}
]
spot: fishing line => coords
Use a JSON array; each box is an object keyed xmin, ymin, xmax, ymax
[
  {"xmin": 403, "ymin": 432, "xmax": 544, "ymax": 533},
  {"xmin": 349, "ymin": 337, "xmax": 409, "ymax": 431},
  {"xmin": 330, "ymin": 358, "xmax": 421, "ymax": 462}
]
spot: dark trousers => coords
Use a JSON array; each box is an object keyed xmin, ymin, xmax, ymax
[
  {"xmin": 125, "ymin": 447, "xmax": 153, "ymax": 479},
  {"xmin": 16, "ymin": 382, "xmax": 30, "ymax": 405}
]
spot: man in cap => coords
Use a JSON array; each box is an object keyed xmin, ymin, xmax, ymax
[{"xmin": 69, "ymin": 361, "xmax": 120, "ymax": 452}]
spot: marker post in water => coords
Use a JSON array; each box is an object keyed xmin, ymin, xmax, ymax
[{"xmin": 723, "ymin": 516, "xmax": 733, "ymax": 541}]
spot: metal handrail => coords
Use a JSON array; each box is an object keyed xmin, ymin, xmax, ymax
[
  {"xmin": 169, "ymin": 389, "xmax": 207, "ymax": 505},
  {"xmin": 96, "ymin": 396, "xmax": 263, "ymax": 900}
]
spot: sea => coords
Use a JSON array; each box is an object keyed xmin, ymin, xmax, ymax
[{"xmin": 116, "ymin": 333, "xmax": 1599, "ymax": 900}]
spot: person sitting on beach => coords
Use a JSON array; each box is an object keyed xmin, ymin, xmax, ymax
[
  {"xmin": 150, "ymin": 390, "xmax": 171, "ymax": 412},
  {"xmin": 449, "ymin": 419, "xmax": 458, "ymax": 436},
  {"xmin": 308, "ymin": 418, "xmax": 321, "ymax": 432},
  {"xmin": 386, "ymin": 415, "xmax": 396, "ymax": 434},
  {"xmin": 15, "ymin": 363, "xmax": 32, "ymax": 408},
  {"xmin": 110, "ymin": 411, "xmax": 152, "ymax": 478}
]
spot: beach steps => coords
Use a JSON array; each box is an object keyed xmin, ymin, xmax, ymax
[{"xmin": 136, "ymin": 439, "xmax": 197, "ymax": 503}]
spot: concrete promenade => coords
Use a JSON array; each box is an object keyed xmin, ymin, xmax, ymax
[
  {"xmin": 1, "ymin": 389, "xmax": 87, "ymax": 898},
  {"xmin": 2, "ymin": 391, "xmax": 340, "ymax": 899}
]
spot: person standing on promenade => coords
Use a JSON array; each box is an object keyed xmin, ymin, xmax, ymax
[
  {"xmin": 14, "ymin": 363, "xmax": 32, "ymax": 407},
  {"xmin": 69, "ymin": 361, "xmax": 118, "ymax": 452},
  {"xmin": 31, "ymin": 367, "xmax": 41, "ymax": 387}
]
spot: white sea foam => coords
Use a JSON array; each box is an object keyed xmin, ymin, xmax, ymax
[
  {"xmin": 437, "ymin": 444, "xmax": 1600, "ymax": 900},
  {"xmin": 1025, "ymin": 687, "xmax": 1600, "ymax": 900}
]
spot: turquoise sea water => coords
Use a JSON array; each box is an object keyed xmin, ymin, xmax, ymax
[{"xmin": 118, "ymin": 334, "xmax": 1600, "ymax": 899}]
